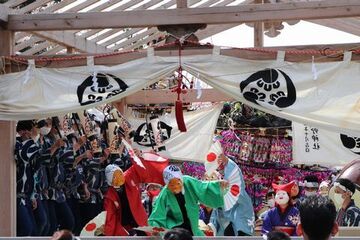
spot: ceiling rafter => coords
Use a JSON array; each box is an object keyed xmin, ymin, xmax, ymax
[
  {"xmin": 4, "ymin": 0, "xmax": 29, "ymax": 8},
  {"xmin": 6, "ymin": 0, "xmax": 360, "ymax": 31},
  {"xmin": 101, "ymin": 28, "xmax": 143, "ymax": 47},
  {"xmin": 16, "ymin": 0, "xmax": 53, "ymax": 14},
  {"xmin": 3, "ymin": 0, "xmax": 360, "ymax": 56},
  {"xmin": 309, "ymin": 18, "xmax": 360, "ymax": 37},
  {"xmin": 21, "ymin": 40, "xmax": 54, "ymax": 55},
  {"xmin": 99, "ymin": 0, "xmax": 186, "ymax": 49},
  {"xmin": 14, "ymin": 35, "xmax": 42, "ymax": 52},
  {"xmin": 66, "ymin": 0, "xmax": 100, "ymax": 13},
  {"xmin": 73, "ymin": 0, "xmax": 125, "ymax": 38},
  {"xmin": 12, "ymin": 0, "xmax": 78, "ymax": 47},
  {"xmin": 124, "ymin": 31, "xmax": 164, "ymax": 50},
  {"xmin": 83, "ymin": 0, "xmax": 164, "ymax": 41},
  {"xmin": 30, "ymin": 0, "xmax": 171, "ymax": 53},
  {"xmin": 120, "ymin": 0, "xmax": 241, "ymax": 51},
  {"xmin": 113, "ymin": 28, "xmax": 158, "ymax": 50},
  {"xmin": 5, "ymin": 0, "xmax": 243, "ymax": 54},
  {"xmin": 39, "ymin": 45, "xmax": 65, "ymax": 55},
  {"xmin": 14, "ymin": 32, "xmax": 30, "ymax": 42},
  {"xmin": 41, "ymin": 0, "xmax": 78, "ymax": 14},
  {"xmin": 16, "ymin": 0, "xmax": 110, "ymax": 53}
]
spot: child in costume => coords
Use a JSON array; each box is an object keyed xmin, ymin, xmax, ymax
[
  {"xmin": 262, "ymin": 181, "xmax": 300, "ymax": 236},
  {"xmin": 207, "ymin": 144, "xmax": 255, "ymax": 236},
  {"xmin": 103, "ymin": 150, "xmax": 168, "ymax": 236},
  {"xmin": 148, "ymin": 165, "xmax": 228, "ymax": 236}
]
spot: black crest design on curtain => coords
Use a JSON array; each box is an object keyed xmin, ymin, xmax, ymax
[
  {"xmin": 240, "ymin": 68, "xmax": 296, "ymax": 109},
  {"xmin": 77, "ymin": 73, "xmax": 129, "ymax": 106},
  {"xmin": 134, "ymin": 121, "xmax": 172, "ymax": 150},
  {"xmin": 340, "ymin": 134, "xmax": 360, "ymax": 155}
]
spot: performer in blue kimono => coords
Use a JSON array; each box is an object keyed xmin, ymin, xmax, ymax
[
  {"xmin": 208, "ymin": 153, "xmax": 255, "ymax": 236},
  {"xmin": 262, "ymin": 181, "xmax": 300, "ymax": 236}
]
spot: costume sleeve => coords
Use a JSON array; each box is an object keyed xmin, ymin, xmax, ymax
[
  {"xmin": 22, "ymin": 139, "xmax": 41, "ymax": 166},
  {"xmin": 126, "ymin": 154, "xmax": 149, "ymax": 184},
  {"xmin": 209, "ymin": 210, "xmax": 220, "ymax": 236},
  {"xmin": 148, "ymin": 190, "xmax": 169, "ymax": 228},
  {"xmin": 262, "ymin": 209, "xmax": 273, "ymax": 234},
  {"xmin": 199, "ymin": 207, "xmax": 206, "ymax": 221},
  {"xmin": 186, "ymin": 176, "xmax": 224, "ymax": 208},
  {"xmin": 104, "ymin": 197, "xmax": 116, "ymax": 236},
  {"xmin": 125, "ymin": 153, "xmax": 168, "ymax": 185},
  {"xmin": 344, "ymin": 207, "xmax": 360, "ymax": 227}
]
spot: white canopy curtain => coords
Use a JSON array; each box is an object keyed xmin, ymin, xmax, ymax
[
  {"xmin": 0, "ymin": 55, "xmax": 178, "ymax": 120},
  {"xmin": 126, "ymin": 104, "xmax": 222, "ymax": 163},
  {"xmin": 0, "ymin": 48, "xmax": 360, "ymax": 135}
]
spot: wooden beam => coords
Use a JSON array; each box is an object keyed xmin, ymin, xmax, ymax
[
  {"xmin": 124, "ymin": 31, "xmax": 165, "ymax": 50},
  {"xmin": 112, "ymin": 28, "xmax": 158, "ymax": 50},
  {"xmin": 0, "ymin": 5, "xmax": 9, "ymax": 28},
  {"xmin": 32, "ymin": 30, "xmax": 109, "ymax": 53},
  {"xmin": 177, "ymin": 0, "xmax": 187, "ymax": 8},
  {"xmin": 40, "ymin": 45, "xmax": 65, "ymax": 55},
  {"xmin": 309, "ymin": 18, "xmax": 360, "ymax": 37},
  {"xmin": 4, "ymin": 0, "xmax": 28, "ymax": 8},
  {"xmin": 21, "ymin": 41, "xmax": 52, "ymax": 55},
  {"xmin": 114, "ymin": 0, "xmax": 241, "ymax": 50},
  {"xmin": 197, "ymin": 23, "xmax": 239, "ymax": 40},
  {"xmin": 14, "ymin": 35, "xmax": 42, "ymax": 52},
  {"xmin": 7, "ymin": 41, "xmax": 360, "ymax": 71},
  {"xmin": 125, "ymin": 89, "xmax": 234, "ymax": 104},
  {"xmin": 31, "ymin": 0, "xmax": 166, "ymax": 53},
  {"xmin": 17, "ymin": 0, "xmax": 53, "ymax": 14},
  {"xmin": 6, "ymin": 0, "xmax": 360, "ymax": 31}
]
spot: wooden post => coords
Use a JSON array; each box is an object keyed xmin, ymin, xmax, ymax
[
  {"xmin": 0, "ymin": 30, "xmax": 16, "ymax": 237},
  {"xmin": 66, "ymin": 46, "xmax": 75, "ymax": 54},
  {"xmin": 0, "ymin": 30, "xmax": 13, "ymax": 56},
  {"xmin": 254, "ymin": 21, "xmax": 264, "ymax": 47},
  {"xmin": 113, "ymin": 99, "xmax": 127, "ymax": 114},
  {"xmin": 254, "ymin": 0, "xmax": 264, "ymax": 47},
  {"xmin": 176, "ymin": 0, "xmax": 187, "ymax": 8},
  {"xmin": 0, "ymin": 121, "xmax": 16, "ymax": 236}
]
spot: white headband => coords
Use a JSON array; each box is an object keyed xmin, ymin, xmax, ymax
[
  {"xmin": 319, "ymin": 181, "xmax": 329, "ymax": 189},
  {"xmin": 105, "ymin": 164, "xmax": 122, "ymax": 186},
  {"xmin": 302, "ymin": 181, "xmax": 319, "ymax": 188},
  {"xmin": 163, "ymin": 165, "xmax": 183, "ymax": 185},
  {"xmin": 334, "ymin": 182, "xmax": 352, "ymax": 194}
]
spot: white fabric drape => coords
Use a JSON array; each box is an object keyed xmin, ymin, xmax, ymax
[
  {"xmin": 1, "ymin": 51, "xmax": 360, "ymax": 135},
  {"xmin": 0, "ymin": 56, "xmax": 177, "ymax": 120},
  {"xmin": 127, "ymin": 104, "xmax": 222, "ymax": 162},
  {"xmin": 292, "ymin": 122, "xmax": 360, "ymax": 167}
]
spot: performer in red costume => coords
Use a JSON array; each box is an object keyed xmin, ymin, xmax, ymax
[{"xmin": 103, "ymin": 150, "xmax": 168, "ymax": 236}]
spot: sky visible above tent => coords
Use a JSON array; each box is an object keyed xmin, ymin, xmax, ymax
[{"xmin": 202, "ymin": 20, "xmax": 360, "ymax": 48}]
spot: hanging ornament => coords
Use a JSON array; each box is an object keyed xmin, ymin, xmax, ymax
[{"xmin": 173, "ymin": 43, "xmax": 187, "ymax": 132}]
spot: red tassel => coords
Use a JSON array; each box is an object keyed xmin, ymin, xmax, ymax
[{"xmin": 175, "ymin": 100, "xmax": 187, "ymax": 132}]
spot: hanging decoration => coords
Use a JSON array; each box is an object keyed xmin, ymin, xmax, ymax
[{"xmin": 172, "ymin": 40, "xmax": 187, "ymax": 132}]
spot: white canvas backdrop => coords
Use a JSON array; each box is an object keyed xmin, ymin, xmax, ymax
[
  {"xmin": 127, "ymin": 104, "xmax": 222, "ymax": 162},
  {"xmin": 1, "ymin": 50, "xmax": 360, "ymax": 136},
  {"xmin": 292, "ymin": 122, "xmax": 360, "ymax": 167}
]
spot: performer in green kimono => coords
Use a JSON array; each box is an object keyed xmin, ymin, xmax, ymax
[{"xmin": 148, "ymin": 165, "xmax": 227, "ymax": 236}]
